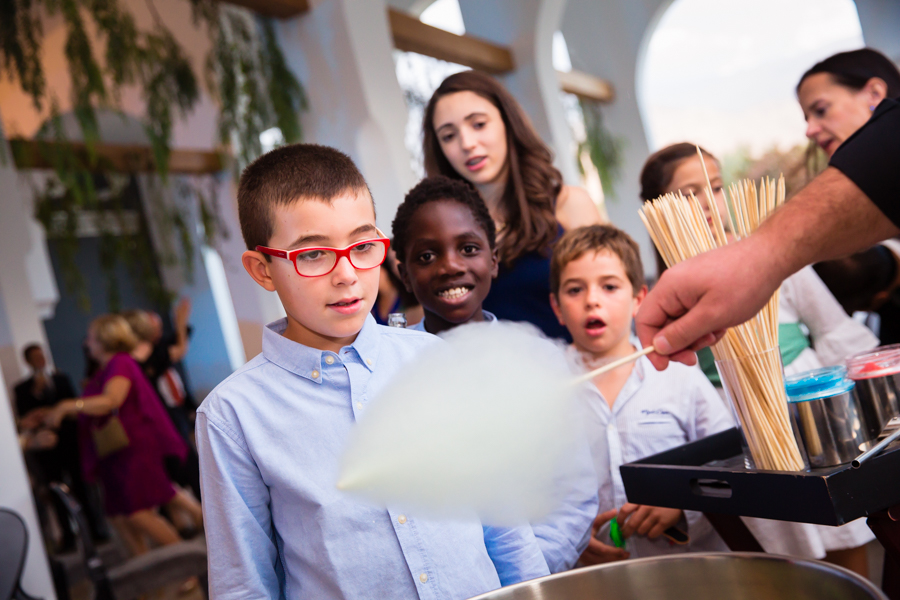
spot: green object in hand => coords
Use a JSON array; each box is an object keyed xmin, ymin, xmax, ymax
[{"xmin": 609, "ymin": 519, "xmax": 626, "ymax": 548}]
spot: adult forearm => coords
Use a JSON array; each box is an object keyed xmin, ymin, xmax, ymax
[
  {"xmin": 755, "ymin": 167, "xmax": 900, "ymax": 280},
  {"xmin": 59, "ymin": 394, "xmax": 120, "ymax": 417}
]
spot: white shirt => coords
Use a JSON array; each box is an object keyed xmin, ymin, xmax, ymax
[
  {"xmin": 574, "ymin": 346, "xmax": 734, "ymax": 558},
  {"xmin": 779, "ymin": 266, "xmax": 879, "ymax": 375}
]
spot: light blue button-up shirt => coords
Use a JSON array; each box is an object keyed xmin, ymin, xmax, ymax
[
  {"xmin": 576, "ymin": 341, "xmax": 733, "ymax": 558},
  {"xmin": 196, "ymin": 315, "xmax": 549, "ymax": 599}
]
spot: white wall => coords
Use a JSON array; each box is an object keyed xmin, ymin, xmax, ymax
[{"xmin": 0, "ymin": 368, "xmax": 57, "ymax": 599}]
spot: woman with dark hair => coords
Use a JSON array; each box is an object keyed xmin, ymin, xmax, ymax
[
  {"xmin": 423, "ymin": 70, "xmax": 602, "ymax": 339},
  {"xmin": 797, "ymin": 48, "xmax": 900, "ymax": 342}
]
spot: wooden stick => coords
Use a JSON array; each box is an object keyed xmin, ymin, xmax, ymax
[
  {"xmin": 639, "ymin": 174, "xmax": 806, "ymax": 471},
  {"xmin": 572, "ymin": 346, "xmax": 656, "ymax": 385}
]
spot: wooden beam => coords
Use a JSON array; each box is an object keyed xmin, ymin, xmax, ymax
[
  {"xmin": 217, "ymin": 0, "xmax": 309, "ymax": 19},
  {"xmin": 9, "ymin": 139, "xmax": 226, "ymax": 175},
  {"xmin": 388, "ymin": 8, "xmax": 514, "ymax": 74},
  {"xmin": 386, "ymin": 9, "xmax": 615, "ymax": 103},
  {"xmin": 557, "ymin": 69, "xmax": 615, "ymax": 103}
]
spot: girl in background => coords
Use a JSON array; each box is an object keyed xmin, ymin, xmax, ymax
[
  {"xmin": 639, "ymin": 142, "xmax": 879, "ymax": 577},
  {"xmin": 422, "ymin": 70, "xmax": 602, "ymax": 339}
]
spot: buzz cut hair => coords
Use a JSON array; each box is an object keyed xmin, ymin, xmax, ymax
[{"xmin": 237, "ymin": 144, "xmax": 373, "ymax": 253}]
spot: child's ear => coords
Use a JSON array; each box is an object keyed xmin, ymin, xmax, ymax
[
  {"xmin": 631, "ymin": 285, "xmax": 649, "ymax": 318},
  {"xmin": 396, "ymin": 261, "xmax": 414, "ymax": 293},
  {"xmin": 490, "ymin": 246, "xmax": 499, "ymax": 279},
  {"xmin": 549, "ymin": 293, "xmax": 566, "ymax": 326},
  {"xmin": 242, "ymin": 251, "xmax": 277, "ymax": 292}
]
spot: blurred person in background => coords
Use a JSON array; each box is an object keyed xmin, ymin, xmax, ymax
[
  {"xmin": 141, "ymin": 298, "xmax": 196, "ymax": 418},
  {"xmin": 123, "ymin": 308, "xmax": 203, "ymax": 510},
  {"xmin": 797, "ymin": 48, "xmax": 900, "ymax": 342},
  {"xmin": 422, "ymin": 70, "xmax": 603, "ymax": 340},
  {"xmin": 43, "ymin": 315, "xmax": 201, "ymax": 554},
  {"xmin": 14, "ymin": 344, "xmax": 108, "ymax": 550}
]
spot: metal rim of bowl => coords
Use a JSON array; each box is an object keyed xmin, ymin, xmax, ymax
[{"xmin": 464, "ymin": 552, "xmax": 887, "ymax": 600}]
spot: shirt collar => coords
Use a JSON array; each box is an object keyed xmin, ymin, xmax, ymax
[{"xmin": 262, "ymin": 315, "xmax": 381, "ymax": 383}]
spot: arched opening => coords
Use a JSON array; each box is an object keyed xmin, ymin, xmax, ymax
[{"xmin": 637, "ymin": 0, "xmax": 864, "ymax": 172}]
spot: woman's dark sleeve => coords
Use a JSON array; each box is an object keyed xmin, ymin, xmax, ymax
[{"xmin": 829, "ymin": 97, "xmax": 900, "ymax": 227}]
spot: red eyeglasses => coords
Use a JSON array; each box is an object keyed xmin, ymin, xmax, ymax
[{"xmin": 256, "ymin": 238, "xmax": 390, "ymax": 277}]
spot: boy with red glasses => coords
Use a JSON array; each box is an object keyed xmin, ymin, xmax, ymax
[{"xmin": 195, "ymin": 144, "xmax": 548, "ymax": 600}]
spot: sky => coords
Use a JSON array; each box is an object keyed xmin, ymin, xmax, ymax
[
  {"xmin": 639, "ymin": 0, "xmax": 865, "ymax": 156},
  {"xmin": 413, "ymin": 0, "xmax": 867, "ymax": 160}
]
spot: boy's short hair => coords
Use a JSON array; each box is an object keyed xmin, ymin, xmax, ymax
[
  {"xmin": 392, "ymin": 175, "xmax": 496, "ymax": 261},
  {"xmin": 550, "ymin": 225, "xmax": 645, "ymax": 297},
  {"xmin": 238, "ymin": 144, "xmax": 373, "ymax": 252}
]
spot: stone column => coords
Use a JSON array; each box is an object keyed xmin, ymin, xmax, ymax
[
  {"xmin": 0, "ymin": 116, "xmax": 54, "ymax": 388},
  {"xmin": 273, "ymin": 0, "xmax": 417, "ymax": 234},
  {"xmin": 855, "ymin": 0, "xmax": 900, "ymax": 63},
  {"xmin": 561, "ymin": 0, "xmax": 669, "ymax": 274}
]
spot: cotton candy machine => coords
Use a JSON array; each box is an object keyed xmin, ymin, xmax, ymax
[{"xmin": 465, "ymin": 553, "xmax": 886, "ymax": 600}]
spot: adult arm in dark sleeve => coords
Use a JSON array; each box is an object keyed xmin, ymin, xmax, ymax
[{"xmin": 830, "ymin": 97, "xmax": 900, "ymax": 227}]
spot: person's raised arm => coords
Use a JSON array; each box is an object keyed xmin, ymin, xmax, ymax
[
  {"xmin": 46, "ymin": 375, "xmax": 132, "ymax": 428},
  {"xmin": 636, "ymin": 167, "xmax": 899, "ymax": 370},
  {"xmin": 169, "ymin": 297, "xmax": 192, "ymax": 363}
]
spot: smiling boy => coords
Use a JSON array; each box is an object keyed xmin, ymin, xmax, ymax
[
  {"xmin": 195, "ymin": 146, "xmax": 549, "ymax": 599},
  {"xmin": 549, "ymin": 225, "xmax": 732, "ymax": 564},
  {"xmin": 393, "ymin": 176, "xmax": 499, "ymax": 335},
  {"xmin": 392, "ymin": 176, "xmax": 599, "ymax": 573}
]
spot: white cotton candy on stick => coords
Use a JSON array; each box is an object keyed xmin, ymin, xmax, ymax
[{"xmin": 337, "ymin": 321, "xmax": 582, "ymax": 526}]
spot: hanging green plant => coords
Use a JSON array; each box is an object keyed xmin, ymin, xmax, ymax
[
  {"xmin": 0, "ymin": 0, "xmax": 306, "ymax": 311},
  {"xmin": 578, "ymin": 98, "xmax": 624, "ymax": 200}
]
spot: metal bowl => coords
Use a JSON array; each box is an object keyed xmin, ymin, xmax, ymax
[{"xmin": 466, "ymin": 553, "xmax": 886, "ymax": 600}]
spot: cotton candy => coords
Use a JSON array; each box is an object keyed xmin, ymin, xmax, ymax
[{"xmin": 338, "ymin": 321, "xmax": 582, "ymax": 526}]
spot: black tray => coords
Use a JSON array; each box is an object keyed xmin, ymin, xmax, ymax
[{"xmin": 620, "ymin": 428, "xmax": 900, "ymax": 526}]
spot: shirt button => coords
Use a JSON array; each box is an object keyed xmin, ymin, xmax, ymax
[
  {"xmin": 356, "ymin": 402, "xmax": 363, "ymax": 410},
  {"xmin": 419, "ymin": 573, "xmax": 428, "ymax": 583},
  {"xmin": 398, "ymin": 515, "xmax": 407, "ymax": 524},
  {"xmin": 311, "ymin": 370, "xmax": 320, "ymax": 379},
  {"xmin": 366, "ymin": 358, "xmax": 373, "ymax": 366},
  {"xmin": 325, "ymin": 355, "xmax": 335, "ymax": 365}
]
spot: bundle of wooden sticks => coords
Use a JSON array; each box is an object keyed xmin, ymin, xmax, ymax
[{"xmin": 639, "ymin": 151, "xmax": 805, "ymax": 471}]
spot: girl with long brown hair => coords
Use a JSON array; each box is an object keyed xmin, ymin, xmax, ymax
[{"xmin": 422, "ymin": 70, "xmax": 602, "ymax": 339}]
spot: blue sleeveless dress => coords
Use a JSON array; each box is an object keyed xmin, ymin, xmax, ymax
[{"xmin": 483, "ymin": 246, "xmax": 571, "ymax": 341}]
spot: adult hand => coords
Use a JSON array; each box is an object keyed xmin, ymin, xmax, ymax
[
  {"xmin": 579, "ymin": 508, "xmax": 630, "ymax": 565},
  {"xmin": 635, "ymin": 236, "xmax": 784, "ymax": 370},
  {"xmin": 617, "ymin": 503, "xmax": 683, "ymax": 540},
  {"xmin": 29, "ymin": 429, "xmax": 59, "ymax": 450},
  {"xmin": 19, "ymin": 407, "xmax": 50, "ymax": 430},
  {"xmin": 43, "ymin": 404, "xmax": 68, "ymax": 430}
]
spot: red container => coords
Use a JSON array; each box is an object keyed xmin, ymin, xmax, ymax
[{"xmin": 846, "ymin": 344, "xmax": 900, "ymax": 439}]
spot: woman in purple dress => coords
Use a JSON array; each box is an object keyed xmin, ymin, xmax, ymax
[{"xmin": 46, "ymin": 314, "xmax": 192, "ymax": 553}]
